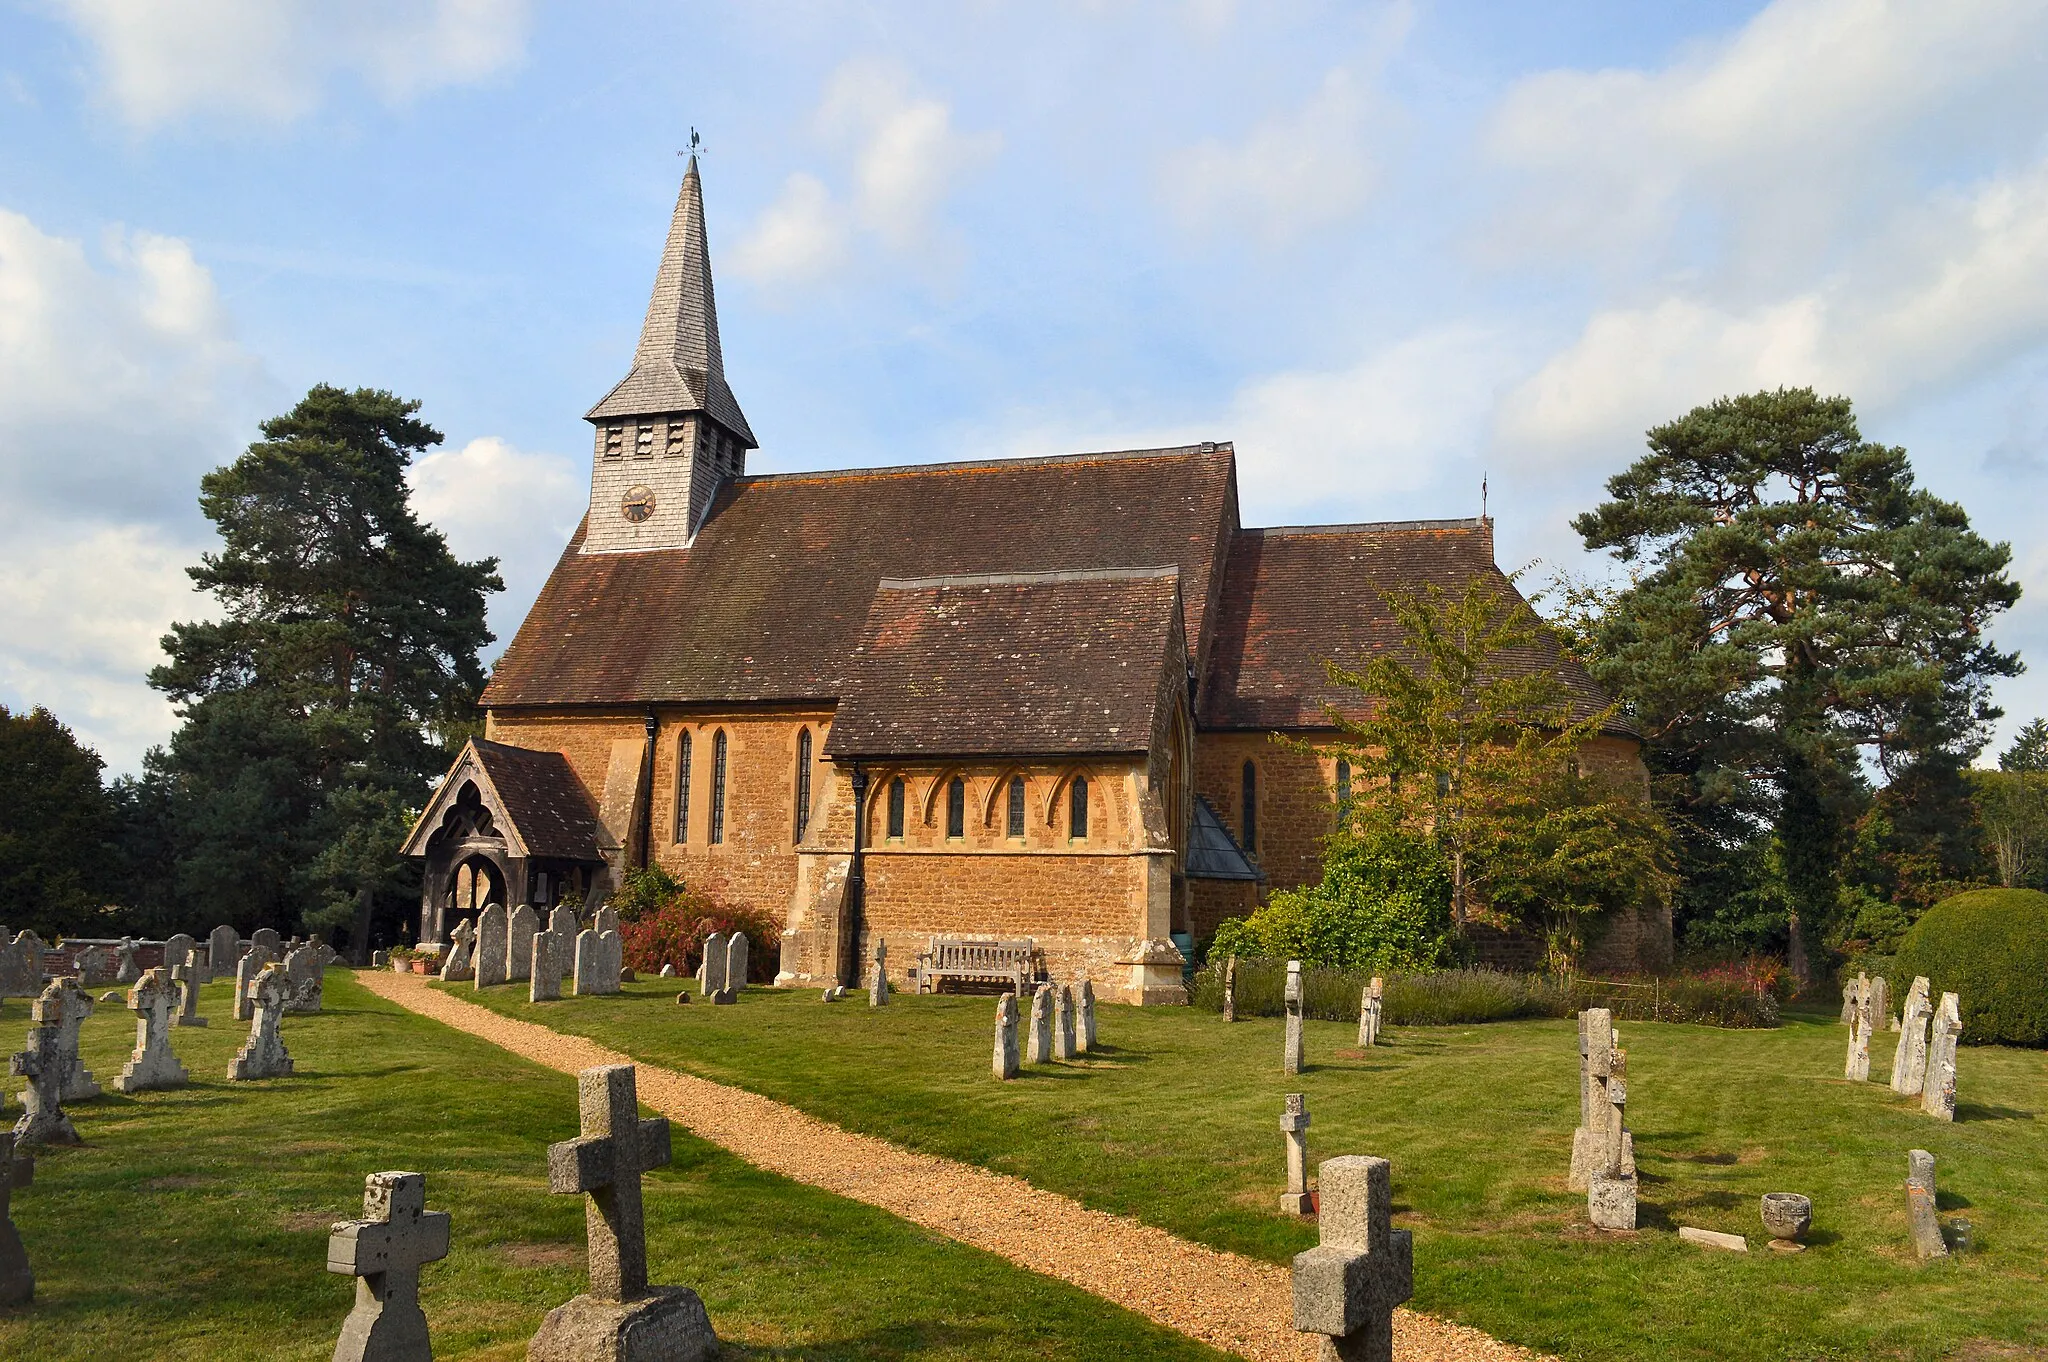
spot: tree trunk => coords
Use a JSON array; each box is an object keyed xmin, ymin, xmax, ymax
[{"xmin": 346, "ymin": 887, "xmax": 375, "ymax": 965}]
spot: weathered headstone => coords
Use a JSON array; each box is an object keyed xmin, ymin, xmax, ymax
[
  {"xmin": 1570, "ymin": 1008, "xmax": 1636, "ymax": 1229},
  {"xmin": 251, "ymin": 927, "xmax": 283, "ymax": 957},
  {"xmin": 869, "ymin": 938, "xmax": 890, "ymax": 1007},
  {"xmin": 531, "ymin": 932, "xmax": 563, "ymax": 1003},
  {"xmin": 1890, "ymin": 976, "xmax": 1932, "ymax": 1096},
  {"xmin": 1283, "ymin": 959, "xmax": 1306, "ymax": 1075},
  {"xmin": 0, "ymin": 935, "xmax": 40, "ymax": 1002},
  {"xmin": 72, "ymin": 944, "xmax": 112, "ymax": 987},
  {"xmin": 658, "ymin": 963, "xmax": 675, "ymax": 979},
  {"xmin": 372, "ymin": 949, "xmax": 389, "ymax": 970},
  {"xmin": 474, "ymin": 904, "xmax": 508, "ymax": 990},
  {"xmin": 208, "ymin": 924, "xmax": 242, "ymax": 975},
  {"xmin": 1279, "ymin": 1093, "xmax": 1312, "ymax": 1215},
  {"xmin": 994, "ymin": 993, "xmax": 1020, "ymax": 1079},
  {"xmin": 574, "ymin": 929, "xmax": 622, "ymax": 997},
  {"xmin": 1841, "ymin": 972, "xmax": 1864, "ymax": 1024},
  {"xmin": 327, "ymin": 1170, "xmax": 451, "ymax": 1362},
  {"xmin": 1222, "ymin": 954, "xmax": 1237, "ymax": 1024},
  {"xmin": 1054, "ymin": 986, "xmax": 1077, "ymax": 1060},
  {"xmin": 1867, "ymin": 974, "xmax": 1891, "ymax": 1032},
  {"xmin": 1844, "ymin": 981, "xmax": 1874, "ymax": 1082},
  {"xmin": 1906, "ymin": 1149, "xmax": 1947, "ymax": 1260},
  {"xmin": 234, "ymin": 942, "xmax": 279, "ymax": 1022},
  {"xmin": 283, "ymin": 943, "xmax": 325, "ymax": 1013},
  {"xmin": 506, "ymin": 904, "xmax": 539, "ymax": 985},
  {"xmin": 1358, "ymin": 976, "xmax": 1385, "ymax": 1048},
  {"xmin": 529, "ymin": 1064, "xmax": 717, "ymax": 1362},
  {"xmin": 1078, "ymin": 979, "xmax": 1096, "ymax": 1052},
  {"xmin": 115, "ymin": 937, "xmax": 141, "ymax": 984},
  {"xmin": 10, "ymin": 1006, "xmax": 80, "ymax": 1147},
  {"xmin": 1922, "ymin": 991, "xmax": 1962, "ymax": 1121},
  {"xmin": 438, "ymin": 919, "xmax": 476, "ymax": 983},
  {"xmin": 112, "ymin": 968, "xmax": 188, "ymax": 1093},
  {"xmin": 162, "ymin": 934, "xmax": 196, "ymax": 980},
  {"xmin": 0, "ymin": 1131, "xmax": 30, "ymax": 1304},
  {"xmin": 698, "ymin": 931, "xmax": 728, "ymax": 997},
  {"xmin": 1292, "ymin": 1155, "xmax": 1413, "ymax": 1362},
  {"xmin": 172, "ymin": 959, "xmax": 207, "ymax": 1028},
  {"xmin": 724, "ymin": 933, "xmax": 748, "ymax": 992},
  {"xmin": 39, "ymin": 979, "xmax": 99, "ymax": 1102},
  {"xmin": 1028, "ymin": 984, "xmax": 1054, "ymax": 1064},
  {"xmin": 228, "ymin": 962, "xmax": 294, "ymax": 1081}
]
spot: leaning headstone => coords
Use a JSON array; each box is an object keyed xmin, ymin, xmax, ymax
[
  {"xmin": 1358, "ymin": 976, "xmax": 1385, "ymax": 1048},
  {"xmin": 1077, "ymin": 980, "xmax": 1096, "ymax": 1053},
  {"xmin": 328, "ymin": 1170, "xmax": 451, "ymax": 1362},
  {"xmin": 699, "ymin": 932, "xmax": 729, "ymax": 997},
  {"xmin": 1571, "ymin": 1008, "xmax": 1636, "ymax": 1229},
  {"xmin": 528, "ymin": 1064, "xmax": 718, "ymax": 1362},
  {"xmin": 993, "ymin": 993, "xmax": 1020, "ymax": 1079},
  {"xmin": 283, "ymin": 943, "xmax": 325, "ymax": 1013},
  {"xmin": 1869, "ymin": 974, "xmax": 1892, "ymax": 1031},
  {"xmin": 1028, "ymin": 984, "xmax": 1054, "ymax": 1064},
  {"xmin": 1283, "ymin": 959, "xmax": 1306, "ymax": 1075},
  {"xmin": 1922, "ymin": 992, "xmax": 1962, "ymax": 1121},
  {"xmin": 1844, "ymin": 982, "xmax": 1874, "ymax": 1082},
  {"xmin": 112, "ymin": 968, "xmax": 188, "ymax": 1093},
  {"xmin": 1279, "ymin": 1093, "xmax": 1312, "ymax": 1215},
  {"xmin": 473, "ymin": 904, "xmax": 508, "ymax": 990},
  {"xmin": 1222, "ymin": 954, "xmax": 1237, "ymax": 1024},
  {"xmin": 0, "ymin": 1131, "xmax": 30, "ymax": 1304},
  {"xmin": 228, "ymin": 962, "xmax": 294, "ymax": 1081},
  {"xmin": 530, "ymin": 932, "xmax": 563, "ymax": 1003},
  {"xmin": 115, "ymin": 937, "xmax": 141, "ymax": 984},
  {"xmin": 1054, "ymin": 986, "xmax": 1077, "ymax": 1060},
  {"xmin": 869, "ymin": 939, "xmax": 890, "ymax": 1007},
  {"xmin": 40, "ymin": 979, "xmax": 99, "ymax": 1102},
  {"xmin": 438, "ymin": 919, "xmax": 476, "ymax": 983},
  {"xmin": 209, "ymin": 924, "xmax": 242, "ymax": 976},
  {"xmin": 1293, "ymin": 1155, "xmax": 1412, "ymax": 1362},
  {"xmin": 1906, "ymin": 1149, "xmax": 1948, "ymax": 1260},
  {"xmin": 172, "ymin": 959, "xmax": 207, "ymax": 1028},
  {"xmin": 506, "ymin": 904, "xmax": 539, "ymax": 985},
  {"xmin": 1890, "ymin": 976, "xmax": 1932, "ymax": 1096},
  {"xmin": 10, "ymin": 1005, "xmax": 80, "ymax": 1147}
]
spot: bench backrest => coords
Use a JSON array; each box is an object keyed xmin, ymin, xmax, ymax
[{"xmin": 931, "ymin": 939, "xmax": 1036, "ymax": 970}]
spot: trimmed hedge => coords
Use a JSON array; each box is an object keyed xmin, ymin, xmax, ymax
[{"xmin": 1893, "ymin": 888, "xmax": 2048, "ymax": 1047}]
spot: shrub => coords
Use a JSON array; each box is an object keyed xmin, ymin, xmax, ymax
[
  {"xmin": 1209, "ymin": 822, "xmax": 1459, "ymax": 972},
  {"xmin": 1568, "ymin": 972, "xmax": 1782, "ymax": 1028},
  {"xmin": 608, "ymin": 866, "xmax": 780, "ymax": 982},
  {"xmin": 1191, "ymin": 959, "xmax": 1564, "ymax": 1025},
  {"xmin": 1893, "ymin": 887, "xmax": 2048, "ymax": 1046}
]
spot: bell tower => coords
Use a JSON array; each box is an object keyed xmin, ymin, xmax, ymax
[{"xmin": 582, "ymin": 157, "xmax": 756, "ymax": 554}]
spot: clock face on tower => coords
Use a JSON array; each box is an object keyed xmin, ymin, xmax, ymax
[{"xmin": 621, "ymin": 485, "xmax": 656, "ymax": 523}]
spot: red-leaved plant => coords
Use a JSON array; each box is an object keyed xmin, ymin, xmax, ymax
[{"xmin": 609, "ymin": 866, "xmax": 780, "ymax": 981}]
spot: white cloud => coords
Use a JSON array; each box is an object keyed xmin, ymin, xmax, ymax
[
  {"xmin": 728, "ymin": 173, "xmax": 846, "ymax": 286},
  {"xmin": 408, "ymin": 435, "xmax": 582, "ymax": 652},
  {"xmin": 52, "ymin": 0, "xmax": 530, "ymax": 128}
]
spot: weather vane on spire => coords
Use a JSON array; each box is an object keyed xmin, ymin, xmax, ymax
[{"xmin": 681, "ymin": 127, "xmax": 705, "ymax": 160}]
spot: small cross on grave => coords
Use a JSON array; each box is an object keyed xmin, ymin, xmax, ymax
[
  {"xmin": 113, "ymin": 968, "xmax": 188, "ymax": 1093},
  {"xmin": 327, "ymin": 1171, "xmax": 451, "ymax": 1362},
  {"xmin": 1283, "ymin": 959, "xmax": 1306, "ymax": 1074},
  {"xmin": 869, "ymin": 939, "xmax": 890, "ymax": 1007},
  {"xmin": 172, "ymin": 959, "xmax": 208, "ymax": 1028},
  {"xmin": 11, "ymin": 1008, "xmax": 80, "ymax": 1148},
  {"xmin": 1, "ymin": 1130, "xmax": 33, "ymax": 1305},
  {"xmin": 1293, "ymin": 1155, "xmax": 1414, "ymax": 1362}
]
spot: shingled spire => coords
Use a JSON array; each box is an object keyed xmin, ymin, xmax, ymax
[{"xmin": 581, "ymin": 157, "xmax": 755, "ymax": 554}]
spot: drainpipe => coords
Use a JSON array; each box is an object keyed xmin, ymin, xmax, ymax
[
  {"xmin": 846, "ymin": 763, "xmax": 869, "ymax": 988},
  {"xmin": 637, "ymin": 710, "xmax": 658, "ymax": 871}
]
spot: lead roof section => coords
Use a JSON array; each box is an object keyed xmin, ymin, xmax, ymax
[{"xmin": 825, "ymin": 568, "xmax": 1185, "ymax": 759}]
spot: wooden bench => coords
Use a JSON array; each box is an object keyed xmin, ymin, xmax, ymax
[{"xmin": 915, "ymin": 937, "xmax": 1041, "ymax": 995}]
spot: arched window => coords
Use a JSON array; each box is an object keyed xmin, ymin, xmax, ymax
[
  {"xmin": 887, "ymin": 776, "xmax": 906, "ymax": 840},
  {"xmin": 1335, "ymin": 758, "xmax": 1351, "ymax": 806},
  {"xmin": 1069, "ymin": 775, "xmax": 1089, "ymax": 840},
  {"xmin": 1242, "ymin": 760, "xmax": 1258, "ymax": 855},
  {"xmin": 709, "ymin": 730, "xmax": 728, "ymax": 845},
  {"xmin": 946, "ymin": 776, "xmax": 965, "ymax": 839},
  {"xmin": 794, "ymin": 728, "xmax": 813, "ymax": 842},
  {"xmin": 674, "ymin": 730, "xmax": 692, "ymax": 843},
  {"xmin": 1007, "ymin": 775, "xmax": 1026, "ymax": 838}
]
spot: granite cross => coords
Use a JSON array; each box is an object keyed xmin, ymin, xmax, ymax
[
  {"xmin": 1293, "ymin": 1155, "xmax": 1414, "ymax": 1362},
  {"xmin": 112, "ymin": 967, "xmax": 188, "ymax": 1093},
  {"xmin": 327, "ymin": 1170, "xmax": 451, "ymax": 1362},
  {"xmin": 547, "ymin": 1064, "xmax": 672, "ymax": 1302},
  {"xmin": 172, "ymin": 959, "xmax": 208, "ymax": 1028},
  {"xmin": 9, "ymin": 1011, "xmax": 79, "ymax": 1147}
]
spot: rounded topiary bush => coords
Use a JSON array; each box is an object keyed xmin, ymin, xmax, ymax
[{"xmin": 1892, "ymin": 888, "xmax": 2048, "ymax": 1047}]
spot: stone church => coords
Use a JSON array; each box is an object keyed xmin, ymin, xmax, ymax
[{"xmin": 402, "ymin": 161, "xmax": 1662, "ymax": 1002}]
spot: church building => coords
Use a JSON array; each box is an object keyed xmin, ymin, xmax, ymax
[{"xmin": 402, "ymin": 161, "xmax": 1664, "ymax": 1002}]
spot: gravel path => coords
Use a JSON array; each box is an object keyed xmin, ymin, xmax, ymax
[{"xmin": 360, "ymin": 970, "xmax": 1546, "ymax": 1362}]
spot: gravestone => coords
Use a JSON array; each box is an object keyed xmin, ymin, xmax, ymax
[
  {"xmin": 328, "ymin": 1170, "xmax": 451, "ymax": 1362},
  {"xmin": 208, "ymin": 925, "xmax": 242, "ymax": 976},
  {"xmin": 474, "ymin": 904, "xmax": 508, "ymax": 990},
  {"xmin": 1890, "ymin": 976, "xmax": 1932, "ymax": 1096},
  {"xmin": 1279, "ymin": 1093, "xmax": 1312, "ymax": 1216},
  {"xmin": 0, "ymin": 935, "xmax": 40, "ymax": 1002},
  {"xmin": 1906, "ymin": 1149, "xmax": 1947, "ymax": 1260},
  {"xmin": 115, "ymin": 937, "xmax": 141, "ymax": 984},
  {"xmin": 234, "ymin": 942, "xmax": 280, "ymax": 1022},
  {"xmin": 659, "ymin": 964, "xmax": 674, "ymax": 979},
  {"xmin": 40, "ymin": 979, "xmax": 99, "ymax": 1102},
  {"xmin": 172, "ymin": 959, "xmax": 207, "ymax": 1028},
  {"xmin": 1844, "ymin": 981, "xmax": 1874, "ymax": 1082},
  {"xmin": 228, "ymin": 962, "xmax": 295, "ymax": 1081},
  {"xmin": 1570, "ymin": 1008, "xmax": 1636, "ymax": 1229},
  {"xmin": 438, "ymin": 919, "xmax": 476, "ymax": 984},
  {"xmin": 713, "ymin": 935, "xmax": 747, "ymax": 1004},
  {"xmin": 1358, "ymin": 977, "xmax": 1384, "ymax": 1048},
  {"xmin": 993, "ymin": 994, "xmax": 1020, "ymax": 1079},
  {"xmin": 1078, "ymin": 980, "xmax": 1096, "ymax": 1053},
  {"xmin": 162, "ymin": 934, "xmax": 197, "ymax": 981},
  {"xmin": 112, "ymin": 968, "xmax": 188, "ymax": 1093},
  {"xmin": 1841, "ymin": 973, "xmax": 1863, "ymax": 1024},
  {"xmin": 698, "ymin": 932, "xmax": 729, "ymax": 997},
  {"xmin": 73, "ymin": 946, "xmax": 113, "ymax": 987},
  {"xmin": 1293, "ymin": 1155, "xmax": 1413, "ymax": 1362},
  {"xmin": 1283, "ymin": 959, "xmax": 1306, "ymax": 1075},
  {"xmin": 1222, "ymin": 954, "xmax": 1236, "ymax": 1023},
  {"xmin": 1922, "ymin": 992, "xmax": 1962, "ymax": 1121},
  {"xmin": 372, "ymin": 950, "xmax": 388, "ymax": 969},
  {"xmin": 529, "ymin": 1064, "xmax": 718, "ymax": 1362},
  {"xmin": 251, "ymin": 927, "xmax": 283, "ymax": 957},
  {"xmin": 1868, "ymin": 974, "xmax": 1892, "ymax": 1031},
  {"xmin": 1028, "ymin": 984, "xmax": 1054, "ymax": 1064},
  {"xmin": 593, "ymin": 905, "xmax": 620, "ymax": 938},
  {"xmin": 10, "ymin": 1005, "xmax": 80, "ymax": 1147},
  {"xmin": 283, "ymin": 943, "xmax": 325, "ymax": 1013},
  {"xmin": 506, "ymin": 904, "xmax": 539, "ymax": 985},
  {"xmin": 531, "ymin": 932, "xmax": 563, "ymax": 1002},
  {"xmin": 574, "ymin": 930, "xmax": 622, "ymax": 997},
  {"xmin": 869, "ymin": 939, "xmax": 890, "ymax": 1007},
  {"xmin": 1054, "ymin": 986, "xmax": 1077, "ymax": 1060},
  {"xmin": 0, "ymin": 1131, "xmax": 31, "ymax": 1305}
]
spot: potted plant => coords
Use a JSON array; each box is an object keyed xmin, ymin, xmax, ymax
[{"xmin": 390, "ymin": 946, "xmax": 427, "ymax": 974}]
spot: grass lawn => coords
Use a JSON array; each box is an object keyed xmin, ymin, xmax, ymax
[
  {"xmin": 450, "ymin": 975, "xmax": 2048, "ymax": 1362},
  {"xmin": 0, "ymin": 969, "xmax": 1234, "ymax": 1361}
]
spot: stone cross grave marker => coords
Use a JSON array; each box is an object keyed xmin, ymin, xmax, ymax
[
  {"xmin": 530, "ymin": 1064, "xmax": 718, "ymax": 1362},
  {"xmin": 1292, "ymin": 1155, "xmax": 1414, "ymax": 1362},
  {"xmin": 1905, "ymin": 1149, "xmax": 1947, "ymax": 1260},
  {"xmin": 1844, "ymin": 980, "xmax": 1874, "ymax": 1082},
  {"xmin": 10, "ymin": 1005, "xmax": 80, "ymax": 1147},
  {"xmin": 531, "ymin": 932, "xmax": 562, "ymax": 1003},
  {"xmin": 327, "ymin": 1170, "xmax": 451, "ymax": 1362},
  {"xmin": 869, "ymin": 938, "xmax": 890, "ymax": 1007},
  {"xmin": 0, "ymin": 1131, "xmax": 32, "ymax": 1305},
  {"xmin": 115, "ymin": 937, "xmax": 140, "ymax": 984},
  {"xmin": 208, "ymin": 924, "xmax": 241, "ymax": 977},
  {"xmin": 1890, "ymin": 976, "xmax": 1932, "ymax": 1095},
  {"xmin": 172, "ymin": 958, "xmax": 207, "ymax": 1028},
  {"xmin": 438, "ymin": 919, "xmax": 476, "ymax": 983},
  {"xmin": 1280, "ymin": 1093, "xmax": 1312, "ymax": 1215},
  {"xmin": 474, "ymin": 904, "xmax": 508, "ymax": 990},
  {"xmin": 283, "ymin": 943, "xmax": 325, "ymax": 1013},
  {"xmin": 506, "ymin": 903, "xmax": 539, "ymax": 984},
  {"xmin": 1357, "ymin": 977, "xmax": 1386, "ymax": 1048},
  {"xmin": 1222, "ymin": 954, "xmax": 1237, "ymax": 1023},
  {"xmin": 1580, "ymin": 1010, "xmax": 1637, "ymax": 1230},
  {"xmin": 1283, "ymin": 959, "xmax": 1306, "ymax": 1075},
  {"xmin": 112, "ymin": 968, "xmax": 188, "ymax": 1094},
  {"xmin": 1078, "ymin": 980, "xmax": 1096, "ymax": 1053},
  {"xmin": 993, "ymin": 993, "xmax": 1019, "ymax": 1079},
  {"xmin": 1027, "ymin": 984, "xmax": 1054, "ymax": 1064},
  {"xmin": 698, "ymin": 931, "xmax": 728, "ymax": 997},
  {"xmin": 1054, "ymin": 986, "xmax": 1077, "ymax": 1060},
  {"xmin": 1922, "ymin": 991, "xmax": 1962, "ymax": 1121},
  {"xmin": 1868, "ymin": 974, "xmax": 1892, "ymax": 1031},
  {"xmin": 228, "ymin": 962, "xmax": 295, "ymax": 1081},
  {"xmin": 40, "ymin": 978, "xmax": 100, "ymax": 1102}
]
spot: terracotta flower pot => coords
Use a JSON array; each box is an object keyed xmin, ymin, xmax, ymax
[{"xmin": 412, "ymin": 960, "xmax": 431, "ymax": 975}]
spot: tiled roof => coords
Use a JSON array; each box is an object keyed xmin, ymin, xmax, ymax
[
  {"xmin": 470, "ymin": 740, "xmax": 608, "ymax": 861},
  {"xmin": 483, "ymin": 444, "xmax": 1238, "ymax": 709},
  {"xmin": 825, "ymin": 568, "xmax": 1185, "ymax": 758},
  {"xmin": 1199, "ymin": 521, "xmax": 1626, "ymax": 732}
]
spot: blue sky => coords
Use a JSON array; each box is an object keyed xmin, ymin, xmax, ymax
[{"xmin": 3, "ymin": 0, "xmax": 2047, "ymax": 774}]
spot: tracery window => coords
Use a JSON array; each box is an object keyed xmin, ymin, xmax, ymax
[
  {"xmin": 674, "ymin": 731, "xmax": 692, "ymax": 843},
  {"xmin": 794, "ymin": 728, "xmax": 813, "ymax": 842},
  {"xmin": 1242, "ymin": 760, "xmax": 1258, "ymax": 855},
  {"xmin": 709, "ymin": 730, "xmax": 728, "ymax": 844},
  {"xmin": 887, "ymin": 776, "xmax": 906, "ymax": 840},
  {"xmin": 1335, "ymin": 758, "xmax": 1351, "ymax": 807},
  {"xmin": 946, "ymin": 776, "xmax": 965, "ymax": 839},
  {"xmin": 1069, "ymin": 775, "xmax": 1089, "ymax": 840},
  {"xmin": 1007, "ymin": 775, "xmax": 1026, "ymax": 839}
]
